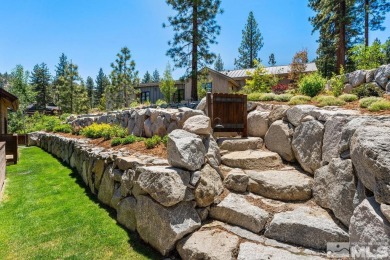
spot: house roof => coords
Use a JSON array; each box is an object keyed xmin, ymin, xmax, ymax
[
  {"xmin": 220, "ymin": 62, "xmax": 318, "ymax": 79},
  {"xmin": 205, "ymin": 67, "xmax": 240, "ymax": 87}
]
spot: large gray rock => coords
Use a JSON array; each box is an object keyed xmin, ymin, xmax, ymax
[
  {"xmin": 349, "ymin": 70, "xmax": 366, "ymax": 87},
  {"xmin": 374, "ymin": 64, "xmax": 390, "ymax": 88},
  {"xmin": 223, "ymin": 168, "xmax": 249, "ymax": 193},
  {"xmin": 222, "ymin": 150, "xmax": 283, "ymax": 170},
  {"xmin": 380, "ymin": 204, "xmax": 390, "ymax": 223},
  {"xmin": 265, "ymin": 120, "xmax": 295, "ymax": 162},
  {"xmin": 183, "ymin": 115, "xmax": 212, "ymax": 135},
  {"xmin": 292, "ymin": 120, "xmax": 324, "ymax": 174},
  {"xmin": 321, "ymin": 116, "xmax": 349, "ymax": 164},
  {"xmin": 177, "ymin": 229, "xmax": 240, "ymax": 260},
  {"xmin": 350, "ymin": 197, "xmax": 390, "ymax": 246},
  {"xmin": 265, "ymin": 206, "xmax": 349, "ymax": 250},
  {"xmin": 135, "ymin": 195, "xmax": 201, "ymax": 255},
  {"xmin": 97, "ymin": 164, "xmax": 115, "ymax": 206},
  {"xmin": 248, "ymin": 110, "xmax": 269, "ymax": 137},
  {"xmin": 135, "ymin": 166, "xmax": 191, "ymax": 207},
  {"xmin": 286, "ymin": 105, "xmax": 317, "ymax": 127},
  {"xmin": 350, "ymin": 122, "xmax": 390, "ymax": 203},
  {"xmin": 313, "ymin": 159, "xmax": 357, "ymax": 226},
  {"xmin": 194, "ymin": 164, "xmax": 223, "ymax": 207},
  {"xmin": 117, "ymin": 196, "xmax": 137, "ymax": 231},
  {"xmin": 210, "ymin": 193, "xmax": 270, "ymax": 233},
  {"xmin": 247, "ymin": 169, "xmax": 313, "ymax": 201},
  {"xmin": 237, "ymin": 242, "xmax": 324, "ymax": 260},
  {"xmin": 167, "ymin": 129, "xmax": 206, "ymax": 171},
  {"xmin": 196, "ymin": 97, "xmax": 207, "ymax": 113},
  {"xmin": 268, "ymin": 105, "xmax": 290, "ymax": 125},
  {"xmin": 217, "ymin": 137, "xmax": 263, "ymax": 152}
]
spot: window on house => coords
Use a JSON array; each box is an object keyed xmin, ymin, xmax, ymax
[
  {"xmin": 140, "ymin": 91, "xmax": 150, "ymax": 103},
  {"xmin": 173, "ymin": 89, "xmax": 185, "ymax": 103},
  {"xmin": 202, "ymin": 82, "xmax": 212, "ymax": 92}
]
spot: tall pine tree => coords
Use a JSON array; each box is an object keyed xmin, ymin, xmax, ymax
[
  {"xmin": 58, "ymin": 61, "xmax": 80, "ymax": 113},
  {"xmin": 214, "ymin": 54, "xmax": 224, "ymax": 71},
  {"xmin": 234, "ymin": 11, "xmax": 264, "ymax": 69},
  {"xmin": 30, "ymin": 63, "xmax": 51, "ymax": 109},
  {"xmin": 108, "ymin": 47, "xmax": 139, "ymax": 109},
  {"xmin": 9, "ymin": 65, "xmax": 35, "ymax": 110},
  {"xmin": 142, "ymin": 71, "xmax": 152, "ymax": 83},
  {"xmin": 268, "ymin": 53, "xmax": 276, "ymax": 66},
  {"xmin": 152, "ymin": 69, "xmax": 160, "ymax": 83},
  {"xmin": 52, "ymin": 53, "xmax": 68, "ymax": 104},
  {"xmin": 95, "ymin": 68, "xmax": 109, "ymax": 107},
  {"xmin": 86, "ymin": 76, "xmax": 95, "ymax": 108},
  {"xmin": 165, "ymin": 0, "xmax": 223, "ymax": 101}
]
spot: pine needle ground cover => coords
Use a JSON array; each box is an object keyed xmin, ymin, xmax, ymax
[{"xmin": 0, "ymin": 147, "xmax": 159, "ymax": 260}]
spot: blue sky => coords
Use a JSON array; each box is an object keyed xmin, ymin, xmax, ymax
[{"xmin": 0, "ymin": 0, "xmax": 389, "ymax": 80}]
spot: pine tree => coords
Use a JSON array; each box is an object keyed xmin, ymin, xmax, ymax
[
  {"xmin": 58, "ymin": 61, "xmax": 80, "ymax": 113},
  {"xmin": 86, "ymin": 76, "xmax": 95, "ymax": 108},
  {"xmin": 214, "ymin": 54, "xmax": 224, "ymax": 71},
  {"xmin": 142, "ymin": 71, "xmax": 152, "ymax": 83},
  {"xmin": 384, "ymin": 37, "xmax": 390, "ymax": 63},
  {"xmin": 268, "ymin": 53, "xmax": 276, "ymax": 66},
  {"xmin": 30, "ymin": 63, "xmax": 51, "ymax": 110},
  {"xmin": 152, "ymin": 69, "xmax": 160, "ymax": 83},
  {"xmin": 95, "ymin": 68, "xmax": 109, "ymax": 107},
  {"xmin": 74, "ymin": 79, "xmax": 89, "ymax": 114},
  {"xmin": 160, "ymin": 63, "xmax": 176, "ymax": 103},
  {"xmin": 165, "ymin": 0, "xmax": 223, "ymax": 101},
  {"xmin": 52, "ymin": 53, "xmax": 68, "ymax": 104},
  {"xmin": 108, "ymin": 47, "xmax": 139, "ymax": 109},
  {"xmin": 9, "ymin": 65, "xmax": 35, "ymax": 110},
  {"xmin": 234, "ymin": 11, "xmax": 264, "ymax": 69}
]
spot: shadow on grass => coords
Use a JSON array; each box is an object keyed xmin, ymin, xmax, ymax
[{"xmin": 55, "ymin": 158, "xmax": 163, "ymax": 260}]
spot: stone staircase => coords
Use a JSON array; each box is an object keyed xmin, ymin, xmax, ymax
[{"xmin": 197, "ymin": 137, "xmax": 349, "ymax": 257}]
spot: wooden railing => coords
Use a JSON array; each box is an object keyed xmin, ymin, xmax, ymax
[
  {"xmin": 0, "ymin": 134, "xmax": 18, "ymax": 164},
  {"xmin": 206, "ymin": 93, "xmax": 248, "ymax": 137}
]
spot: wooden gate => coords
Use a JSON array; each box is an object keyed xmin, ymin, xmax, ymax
[
  {"xmin": 0, "ymin": 134, "xmax": 18, "ymax": 164},
  {"xmin": 206, "ymin": 93, "xmax": 247, "ymax": 137}
]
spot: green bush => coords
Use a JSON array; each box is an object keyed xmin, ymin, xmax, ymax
[
  {"xmin": 111, "ymin": 125, "xmax": 127, "ymax": 138},
  {"xmin": 258, "ymin": 93, "xmax": 276, "ymax": 101},
  {"xmin": 247, "ymin": 92, "xmax": 263, "ymax": 101},
  {"xmin": 144, "ymin": 135, "xmax": 162, "ymax": 149},
  {"xmin": 111, "ymin": 137, "xmax": 122, "ymax": 146},
  {"xmin": 352, "ymin": 83, "xmax": 384, "ymax": 98},
  {"xmin": 122, "ymin": 135, "xmax": 137, "ymax": 145},
  {"xmin": 359, "ymin": 97, "xmax": 384, "ymax": 108},
  {"xmin": 329, "ymin": 67, "xmax": 346, "ymax": 97},
  {"xmin": 339, "ymin": 94, "xmax": 358, "ymax": 102},
  {"xmin": 298, "ymin": 72, "xmax": 326, "ymax": 97},
  {"xmin": 53, "ymin": 124, "xmax": 72, "ymax": 133},
  {"xmin": 80, "ymin": 123, "xmax": 127, "ymax": 140},
  {"xmin": 368, "ymin": 100, "xmax": 390, "ymax": 112},
  {"xmin": 162, "ymin": 135, "xmax": 169, "ymax": 147},
  {"xmin": 288, "ymin": 95, "xmax": 311, "ymax": 105},
  {"xmin": 274, "ymin": 94, "xmax": 293, "ymax": 102},
  {"xmin": 156, "ymin": 99, "xmax": 167, "ymax": 106},
  {"xmin": 314, "ymin": 95, "xmax": 346, "ymax": 107}
]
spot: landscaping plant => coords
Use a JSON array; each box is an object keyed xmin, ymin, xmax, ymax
[
  {"xmin": 298, "ymin": 72, "xmax": 326, "ymax": 97},
  {"xmin": 274, "ymin": 94, "xmax": 293, "ymax": 102},
  {"xmin": 144, "ymin": 135, "xmax": 162, "ymax": 149},
  {"xmin": 359, "ymin": 97, "xmax": 384, "ymax": 108},
  {"xmin": 368, "ymin": 99, "xmax": 390, "ymax": 112},
  {"xmin": 339, "ymin": 94, "xmax": 358, "ymax": 102},
  {"xmin": 288, "ymin": 95, "xmax": 311, "ymax": 105},
  {"xmin": 314, "ymin": 95, "xmax": 346, "ymax": 107}
]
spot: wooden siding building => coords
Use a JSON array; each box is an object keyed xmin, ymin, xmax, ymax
[
  {"xmin": 136, "ymin": 81, "xmax": 185, "ymax": 104},
  {"xmin": 0, "ymin": 88, "xmax": 19, "ymax": 134}
]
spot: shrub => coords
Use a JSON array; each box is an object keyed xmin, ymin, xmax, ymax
[
  {"xmin": 339, "ymin": 94, "xmax": 358, "ymax": 102},
  {"xmin": 80, "ymin": 123, "xmax": 127, "ymax": 140},
  {"xmin": 329, "ymin": 67, "xmax": 346, "ymax": 97},
  {"xmin": 288, "ymin": 95, "xmax": 311, "ymax": 105},
  {"xmin": 274, "ymin": 94, "xmax": 293, "ymax": 102},
  {"xmin": 45, "ymin": 117, "xmax": 62, "ymax": 132},
  {"xmin": 352, "ymin": 83, "xmax": 384, "ymax": 98},
  {"xmin": 368, "ymin": 100, "xmax": 390, "ymax": 112},
  {"xmin": 243, "ymin": 60, "xmax": 278, "ymax": 93},
  {"xmin": 111, "ymin": 137, "xmax": 122, "ymax": 147},
  {"xmin": 162, "ymin": 135, "xmax": 169, "ymax": 147},
  {"xmin": 129, "ymin": 101, "xmax": 140, "ymax": 108},
  {"xmin": 359, "ymin": 97, "xmax": 384, "ymax": 108},
  {"xmin": 156, "ymin": 99, "xmax": 167, "ymax": 106},
  {"xmin": 53, "ymin": 124, "xmax": 72, "ymax": 133},
  {"xmin": 122, "ymin": 135, "xmax": 137, "ymax": 145},
  {"xmin": 258, "ymin": 93, "xmax": 276, "ymax": 101},
  {"xmin": 111, "ymin": 125, "xmax": 127, "ymax": 138},
  {"xmin": 314, "ymin": 95, "xmax": 346, "ymax": 107},
  {"xmin": 271, "ymin": 84, "xmax": 289, "ymax": 94},
  {"xmin": 298, "ymin": 72, "xmax": 326, "ymax": 97},
  {"xmin": 247, "ymin": 92, "xmax": 263, "ymax": 101},
  {"xmin": 144, "ymin": 135, "xmax": 162, "ymax": 149}
]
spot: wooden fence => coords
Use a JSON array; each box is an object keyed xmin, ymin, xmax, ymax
[
  {"xmin": 0, "ymin": 142, "xmax": 5, "ymax": 195},
  {"xmin": 206, "ymin": 93, "xmax": 248, "ymax": 137},
  {"xmin": 0, "ymin": 135, "xmax": 18, "ymax": 164}
]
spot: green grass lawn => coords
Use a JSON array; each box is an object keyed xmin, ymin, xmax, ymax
[{"xmin": 0, "ymin": 146, "xmax": 160, "ymax": 260}]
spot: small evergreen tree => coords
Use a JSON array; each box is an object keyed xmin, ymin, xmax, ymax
[
  {"xmin": 152, "ymin": 69, "xmax": 160, "ymax": 83},
  {"xmin": 142, "ymin": 71, "xmax": 152, "ymax": 83},
  {"xmin": 234, "ymin": 11, "xmax": 264, "ymax": 69},
  {"xmin": 30, "ymin": 63, "xmax": 51, "ymax": 109},
  {"xmin": 214, "ymin": 54, "xmax": 224, "ymax": 71},
  {"xmin": 268, "ymin": 53, "xmax": 276, "ymax": 66},
  {"xmin": 159, "ymin": 63, "xmax": 176, "ymax": 103},
  {"xmin": 288, "ymin": 49, "xmax": 308, "ymax": 89},
  {"xmin": 86, "ymin": 76, "xmax": 95, "ymax": 108},
  {"xmin": 95, "ymin": 68, "xmax": 109, "ymax": 107}
]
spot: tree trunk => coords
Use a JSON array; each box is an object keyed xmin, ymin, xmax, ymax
[
  {"xmin": 337, "ymin": 0, "xmax": 346, "ymax": 73},
  {"xmin": 365, "ymin": 0, "xmax": 369, "ymax": 46},
  {"xmin": 191, "ymin": 1, "xmax": 199, "ymax": 101}
]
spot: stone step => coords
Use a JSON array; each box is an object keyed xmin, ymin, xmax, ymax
[
  {"xmin": 246, "ymin": 168, "xmax": 313, "ymax": 201},
  {"xmin": 264, "ymin": 205, "xmax": 349, "ymax": 250},
  {"xmin": 221, "ymin": 150, "xmax": 283, "ymax": 170},
  {"xmin": 209, "ymin": 193, "xmax": 270, "ymax": 233},
  {"xmin": 217, "ymin": 137, "xmax": 263, "ymax": 152}
]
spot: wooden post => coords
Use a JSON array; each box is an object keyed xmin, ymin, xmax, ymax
[
  {"xmin": 242, "ymin": 94, "xmax": 248, "ymax": 137},
  {"xmin": 206, "ymin": 92, "xmax": 213, "ymax": 128}
]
